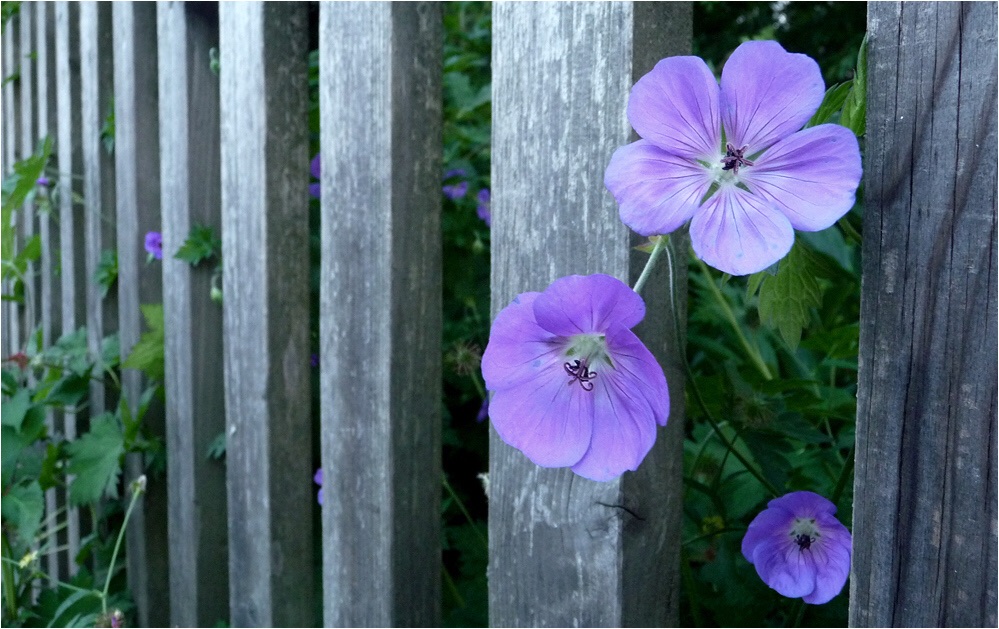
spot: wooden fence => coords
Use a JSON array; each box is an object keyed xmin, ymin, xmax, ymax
[{"xmin": 2, "ymin": 2, "xmax": 996, "ymax": 627}]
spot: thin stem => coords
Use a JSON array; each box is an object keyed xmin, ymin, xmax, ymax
[
  {"xmin": 2, "ymin": 535, "xmax": 17, "ymax": 620},
  {"xmin": 681, "ymin": 551, "xmax": 704, "ymax": 627},
  {"xmin": 789, "ymin": 599, "xmax": 807, "ymax": 627},
  {"xmin": 442, "ymin": 475, "xmax": 487, "ymax": 551},
  {"xmin": 837, "ymin": 216, "xmax": 862, "ymax": 245},
  {"xmin": 831, "ymin": 447, "xmax": 855, "ymax": 505},
  {"xmin": 693, "ymin": 257, "xmax": 773, "ymax": 381},
  {"xmin": 102, "ymin": 479, "xmax": 144, "ymax": 613},
  {"xmin": 632, "ymin": 236, "xmax": 667, "ymax": 295},
  {"xmin": 442, "ymin": 566, "xmax": 465, "ymax": 608}
]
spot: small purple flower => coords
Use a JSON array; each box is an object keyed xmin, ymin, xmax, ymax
[
  {"xmin": 314, "ymin": 467, "xmax": 323, "ymax": 505},
  {"xmin": 444, "ymin": 168, "xmax": 467, "ymax": 180},
  {"xmin": 482, "ymin": 274, "xmax": 669, "ymax": 481},
  {"xmin": 475, "ymin": 397, "xmax": 488, "ymax": 423},
  {"xmin": 476, "ymin": 188, "xmax": 491, "ymax": 226},
  {"xmin": 309, "ymin": 153, "xmax": 321, "ymax": 199},
  {"xmin": 742, "ymin": 491, "xmax": 852, "ymax": 604},
  {"xmin": 310, "ymin": 353, "xmax": 319, "ymax": 368},
  {"xmin": 443, "ymin": 180, "xmax": 468, "ymax": 201},
  {"xmin": 605, "ymin": 41, "xmax": 862, "ymax": 276},
  {"xmin": 36, "ymin": 176, "xmax": 50, "ymax": 187},
  {"xmin": 144, "ymin": 231, "xmax": 163, "ymax": 260}
]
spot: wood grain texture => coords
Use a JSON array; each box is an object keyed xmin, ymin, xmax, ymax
[
  {"xmin": 111, "ymin": 4, "xmax": 170, "ymax": 625},
  {"xmin": 79, "ymin": 1, "xmax": 116, "ymax": 415},
  {"xmin": 319, "ymin": 3, "xmax": 443, "ymax": 626},
  {"xmin": 19, "ymin": 4, "xmax": 36, "ymax": 351},
  {"xmin": 157, "ymin": 2, "xmax": 229, "ymax": 626},
  {"xmin": 54, "ymin": 0, "xmax": 85, "ymax": 575},
  {"xmin": 1, "ymin": 13, "xmax": 16, "ymax": 358},
  {"xmin": 219, "ymin": 4, "xmax": 313, "ymax": 626},
  {"xmin": 852, "ymin": 3, "xmax": 998, "ymax": 627},
  {"xmin": 489, "ymin": 3, "xmax": 689, "ymax": 626}
]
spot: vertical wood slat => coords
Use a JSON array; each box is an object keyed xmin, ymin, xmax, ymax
[
  {"xmin": 320, "ymin": 3, "xmax": 443, "ymax": 626},
  {"xmin": 157, "ymin": 2, "xmax": 229, "ymax": 626},
  {"xmin": 852, "ymin": 3, "xmax": 998, "ymax": 627},
  {"xmin": 111, "ymin": 4, "xmax": 170, "ymax": 626},
  {"xmin": 34, "ymin": 1, "xmax": 63, "ymax": 584},
  {"xmin": 219, "ymin": 4, "xmax": 313, "ymax": 626},
  {"xmin": 80, "ymin": 1, "xmax": 116, "ymax": 415},
  {"xmin": 489, "ymin": 3, "xmax": 690, "ymax": 626},
  {"xmin": 54, "ymin": 0, "xmax": 85, "ymax": 575},
  {"xmin": 157, "ymin": 2, "xmax": 229, "ymax": 627},
  {"xmin": 5, "ymin": 16, "xmax": 22, "ymax": 354},
  {"xmin": 19, "ymin": 3, "xmax": 35, "ymax": 353}
]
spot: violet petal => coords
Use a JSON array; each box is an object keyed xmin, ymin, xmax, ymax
[
  {"xmin": 481, "ymin": 292, "xmax": 561, "ymax": 391},
  {"xmin": 531, "ymin": 274, "xmax": 645, "ymax": 336}
]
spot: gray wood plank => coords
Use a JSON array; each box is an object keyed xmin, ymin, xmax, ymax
[
  {"xmin": 19, "ymin": 3, "xmax": 36, "ymax": 353},
  {"xmin": 111, "ymin": 4, "xmax": 170, "ymax": 626},
  {"xmin": 79, "ymin": 1, "xmax": 116, "ymax": 415},
  {"xmin": 489, "ymin": 3, "xmax": 689, "ymax": 626},
  {"xmin": 319, "ymin": 3, "xmax": 443, "ymax": 626},
  {"xmin": 54, "ymin": 0, "xmax": 85, "ymax": 576},
  {"xmin": 157, "ymin": 2, "xmax": 229, "ymax": 626},
  {"xmin": 218, "ymin": 4, "xmax": 313, "ymax": 625},
  {"xmin": 852, "ymin": 3, "xmax": 998, "ymax": 627},
  {"xmin": 6, "ymin": 16, "xmax": 22, "ymax": 354}
]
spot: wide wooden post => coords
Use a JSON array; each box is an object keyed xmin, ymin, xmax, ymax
[
  {"xmin": 219, "ymin": 4, "xmax": 313, "ymax": 625},
  {"xmin": 489, "ymin": 3, "xmax": 690, "ymax": 626},
  {"xmin": 157, "ymin": 2, "xmax": 229, "ymax": 626},
  {"xmin": 852, "ymin": 3, "xmax": 998, "ymax": 626},
  {"xmin": 79, "ymin": 1, "xmax": 116, "ymax": 415},
  {"xmin": 319, "ymin": 3, "xmax": 443, "ymax": 626},
  {"xmin": 112, "ymin": 3, "xmax": 170, "ymax": 625}
]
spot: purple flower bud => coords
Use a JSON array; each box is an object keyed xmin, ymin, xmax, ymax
[
  {"xmin": 144, "ymin": 231, "xmax": 163, "ymax": 260},
  {"xmin": 476, "ymin": 188, "xmax": 491, "ymax": 226},
  {"xmin": 314, "ymin": 468, "xmax": 323, "ymax": 505},
  {"xmin": 310, "ymin": 153, "xmax": 321, "ymax": 199},
  {"xmin": 443, "ymin": 168, "xmax": 468, "ymax": 180},
  {"xmin": 442, "ymin": 180, "xmax": 468, "ymax": 201},
  {"xmin": 35, "ymin": 176, "xmax": 50, "ymax": 187},
  {"xmin": 310, "ymin": 353, "xmax": 320, "ymax": 368},
  {"xmin": 476, "ymin": 398, "xmax": 489, "ymax": 423}
]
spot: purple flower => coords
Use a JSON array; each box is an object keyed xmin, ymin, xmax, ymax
[
  {"xmin": 443, "ymin": 180, "xmax": 468, "ymax": 201},
  {"xmin": 742, "ymin": 491, "xmax": 852, "ymax": 604},
  {"xmin": 144, "ymin": 231, "xmax": 163, "ymax": 260},
  {"xmin": 444, "ymin": 168, "xmax": 467, "ymax": 180},
  {"xmin": 309, "ymin": 153, "xmax": 321, "ymax": 199},
  {"xmin": 476, "ymin": 188, "xmax": 491, "ymax": 226},
  {"xmin": 314, "ymin": 467, "xmax": 323, "ymax": 505},
  {"xmin": 476, "ymin": 397, "xmax": 488, "ymax": 423},
  {"xmin": 310, "ymin": 353, "xmax": 319, "ymax": 368},
  {"xmin": 482, "ymin": 274, "xmax": 669, "ymax": 481},
  {"xmin": 605, "ymin": 41, "xmax": 862, "ymax": 276},
  {"xmin": 36, "ymin": 176, "xmax": 50, "ymax": 187}
]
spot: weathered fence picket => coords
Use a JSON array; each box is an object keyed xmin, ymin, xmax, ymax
[
  {"xmin": 489, "ymin": 3, "xmax": 690, "ymax": 626},
  {"xmin": 219, "ymin": 3, "xmax": 314, "ymax": 625},
  {"xmin": 319, "ymin": 2, "xmax": 443, "ymax": 626},
  {"xmin": 853, "ymin": 3, "xmax": 998, "ymax": 627},
  {"xmin": 4, "ymin": 2, "xmax": 999, "ymax": 627},
  {"xmin": 111, "ymin": 3, "xmax": 170, "ymax": 625},
  {"xmin": 157, "ymin": 2, "xmax": 229, "ymax": 626},
  {"xmin": 54, "ymin": 0, "xmax": 85, "ymax": 576}
]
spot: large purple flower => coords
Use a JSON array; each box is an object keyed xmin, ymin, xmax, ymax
[
  {"xmin": 742, "ymin": 491, "xmax": 852, "ymax": 604},
  {"xmin": 482, "ymin": 274, "xmax": 669, "ymax": 481},
  {"xmin": 605, "ymin": 41, "xmax": 862, "ymax": 276}
]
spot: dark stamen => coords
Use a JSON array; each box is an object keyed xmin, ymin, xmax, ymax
[
  {"xmin": 794, "ymin": 533, "xmax": 813, "ymax": 551},
  {"xmin": 564, "ymin": 359, "xmax": 597, "ymax": 392},
  {"xmin": 721, "ymin": 143, "xmax": 754, "ymax": 174}
]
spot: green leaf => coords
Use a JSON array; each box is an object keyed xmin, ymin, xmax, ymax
[
  {"xmin": 2, "ymin": 387, "xmax": 31, "ymax": 429},
  {"xmin": 1, "ymin": 480, "xmax": 44, "ymax": 545},
  {"xmin": 206, "ymin": 432, "xmax": 226, "ymax": 460},
  {"xmin": 42, "ymin": 372, "xmax": 90, "ymax": 408},
  {"xmin": 756, "ymin": 243, "xmax": 825, "ymax": 350},
  {"xmin": 806, "ymin": 81, "xmax": 852, "ymax": 128},
  {"xmin": 840, "ymin": 34, "xmax": 868, "ymax": 137},
  {"xmin": 66, "ymin": 413, "xmax": 124, "ymax": 505},
  {"xmin": 122, "ymin": 304, "xmax": 165, "ymax": 382},
  {"xmin": 1, "ymin": 425, "xmax": 29, "ymax": 487},
  {"xmin": 94, "ymin": 249, "xmax": 118, "ymax": 298},
  {"xmin": 174, "ymin": 223, "xmax": 221, "ymax": 266}
]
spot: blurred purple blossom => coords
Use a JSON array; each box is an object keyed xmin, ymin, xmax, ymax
[
  {"xmin": 476, "ymin": 397, "xmax": 488, "ymax": 423},
  {"xmin": 476, "ymin": 188, "xmax": 491, "ymax": 226},
  {"xmin": 314, "ymin": 467, "xmax": 323, "ymax": 505},
  {"xmin": 482, "ymin": 274, "xmax": 669, "ymax": 481},
  {"xmin": 309, "ymin": 153, "xmax": 321, "ymax": 199},
  {"xmin": 144, "ymin": 231, "xmax": 163, "ymax": 260},
  {"xmin": 35, "ymin": 176, "xmax": 50, "ymax": 187},
  {"xmin": 742, "ymin": 491, "xmax": 852, "ymax": 604},
  {"xmin": 443, "ymin": 180, "xmax": 468, "ymax": 201},
  {"xmin": 310, "ymin": 353, "xmax": 319, "ymax": 368}
]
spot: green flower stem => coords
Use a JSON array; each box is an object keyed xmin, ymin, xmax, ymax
[
  {"xmin": 837, "ymin": 216, "xmax": 862, "ymax": 245},
  {"xmin": 789, "ymin": 599, "xmax": 807, "ymax": 627},
  {"xmin": 632, "ymin": 235, "xmax": 668, "ymax": 295},
  {"xmin": 693, "ymin": 256, "xmax": 773, "ymax": 381},
  {"xmin": 681, "ymin": 551, "xmax": 705, "ymax": 627},
  {"xmin": 102, "ymin": 478, "xmax": 144, "ymax": 613},
  {"xmin": 831, "ymin": 447, "xmax": 855, "ymax": 505},
  {"xmin": 442, "ymin": 475, "xmax": 487, "ymax": 551},
  {"xmin": 2, "ymin": 535, "xmax": 17, "ymax": 621},
  {"xmin": 442, "ymin": 566, "xmax": 465, "ymax": 608}
]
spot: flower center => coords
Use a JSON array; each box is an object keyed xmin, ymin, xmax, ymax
[
  {"xmin": 562, "ymin": 333, "xmax": 612, "ymax": 392},
  {"xmin": 789, "ymin": 517, "xmax": 821, "ymax": 552},
  {"xmin": 721, "ymin": 143, "xmax": 754, "ymax": 175}
]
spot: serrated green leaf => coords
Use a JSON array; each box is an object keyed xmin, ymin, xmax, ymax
[
  {"xmin": 174, "ymin": 223, "xmax": 221, "ymax": 266},
  {"xmin": 2, "ymin": 480, "xmax": 44, "ymax": 545},
  {"xmin": 1, "ymin": 425, "xmax": 29, "ymax": 487},
  {"xmin": 122, "ymin": 304, "xmax": 165, "ymax": 381},
  {"xmin": 66, "ymin": 413, "xmax": 124, "ymax": 505},
  {"xmin": 2, "ymin": 387, "xmax": 31, "ymax": 429},
  {"xmin": 43, "ymin": 372, "xmax": 90, "ymax": 408},
  {"xmin": 94, "ymin": 249, "xmax": 118, "ymax": 298},
  {"xmin": 806, "ymin": 81, "xmax": 852, "ymax": 128},
  {"xmin": 840, "ymin": 34, "xmax": 868, "ymax": 137},
  {"xmin": 756, "ymin": 243, "xmax": 825, "ymax": 350}
]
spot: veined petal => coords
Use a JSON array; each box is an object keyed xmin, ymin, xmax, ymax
[
  {"xmin": 482, "ymin": 292, "xmax": 562, "ymax": 390},
  {"xmin": 689, "ymin": 186, "xmax": 794, "ymax": 276},
  {"xmin": 604, "ymin": 324, "xmax": 669, "ymax": 427},
  {"xmin": 532, "ymin": 274, "xmax": 645, "ymax": 336},
  {"xmin": 628, "ymin": 56, "xmax": 721, "ymax": 161},
  {"xmin": 768, "ymin": 490, "xmax": 838, "ymax": 516},
  {"xmin": 569, "ymin": 357, "xmax": 659, "ymax": 481},
  {"xmin": 742, "ymin": 124, "xmax": 862, "ymax": 231},
  {"xmin": 720, "ymin": 41, "xmax": 825, "ymax": 154},
  {"xmin": 753, "ymin": 537, "xmax": 817, "ymax": 599},
  {"xmin": 804, "ymin": 522, "xmax": 852, "ymax": 604},
  {"xmin": 742, "ymin": 506, "xmax": 794, "ymax": 562},
  {"xmin": 489, "ymin": 370, "xmax": 594, "ymax": 468},
  {"xmin": 605, "ymin": 140, "xmax": 712, "ymax": 237}
]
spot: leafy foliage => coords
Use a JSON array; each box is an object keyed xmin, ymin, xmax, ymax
[
  {"xmin": 122, "ymin": 304, "xmax": 166, "ymax": 382},
  {"xmin": 174, "ymin": 223, "xmax": 222, "ymax": 267},
  {"xmin": 94, "ymin": 249, "xmax": 118, "ymax": 298}
]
